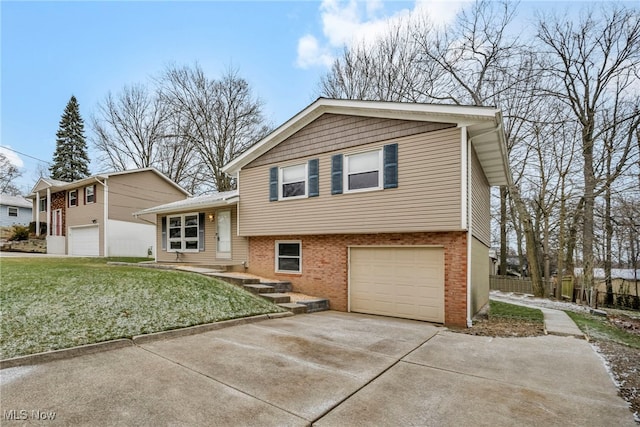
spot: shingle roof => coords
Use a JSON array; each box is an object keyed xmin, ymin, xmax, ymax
[
  {"xmin": 0, "ymin": 194, "xmax": 32, "ymax": 209},
  {"xmin": 134, "ymin": 190, "xmax": 239, "ymax": 216}
]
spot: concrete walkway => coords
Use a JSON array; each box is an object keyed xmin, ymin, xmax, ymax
[
  {"xmin": 1, "ymin": 311, "xmax": 634, "ymax": 426},
  {"xmin": 491, "ymin": 292, "xmax": 585, "ymax": 338}
]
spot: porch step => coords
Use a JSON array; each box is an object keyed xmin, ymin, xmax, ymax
[
  {"xmin": 260, "ymin": 281, "xmax": 292, "ymax": 293},
  {"xmin": 244, "ymin": 284, "xmax": 276, "ymax": 294},
  {"xmin": 259, "ymin": 293, "xmax": 291, "ymax": 304},
  {"xmin": 207, "ymin": 273, "xmax": 261, "ymax": 286},
  {"xmin": 278, "ymin": 302, "xmax": 308, "ymax": 314},
  {"xmin": 297, "ymin": 298, "xmax": 330, "ymax": 313}
]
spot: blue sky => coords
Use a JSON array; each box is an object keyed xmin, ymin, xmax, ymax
[{"xmin": 1, "ymin": 0, "xmax": 609, "ymax": 194}]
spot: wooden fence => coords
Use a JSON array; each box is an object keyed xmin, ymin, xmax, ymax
[{"xmin": 489, "ymin": 275, "xmax": 555, "ymax": 296}]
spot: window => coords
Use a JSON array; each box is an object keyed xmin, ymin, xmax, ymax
[
  {"xmin": 280, "ymin": 164, "xmax": 307, "ymax": 199},
  {"xmin": 345, "ymin": 150, "xmax": 382, "ymax": 192},
  {"xmin": 39, "ymin": 198, "xmax": 46, "ymax": 212},
  {"xmin": 85, "ymin": 185, "xmax": 95, "ymax": 204},
  {"xmin": 167, "ymin": 213, "xmax": 199, "ymax": 251},
  {"xmin": 276, "ymin": 241, "xmax": 302, "ymax": 273},
  {"xmin": 8, "ymin": 207, "xmax": 18, "ymax": 217},
  {"xmin": 69, "ymin": 190, "xmax": 78, "ymax": 207}
]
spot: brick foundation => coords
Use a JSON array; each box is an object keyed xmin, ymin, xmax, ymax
[{"xmin": 247, "ymin": 232, "xmax": 469, "ymax": 327}]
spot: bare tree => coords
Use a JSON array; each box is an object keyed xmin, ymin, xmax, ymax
[
  {"xmin": 0, "ymin": 152, "xmax": 22, "ymax": 195},
  {"xmin": 158, "ymin": 65, "xmax": 271, "ymax": 192},
  {"xmin": 537, "ymin": 5, "xmax": 640, "ymax": 297},
  {"xmin": 92, "ymin": 84, "xmax": 169, "ymax": 171}
]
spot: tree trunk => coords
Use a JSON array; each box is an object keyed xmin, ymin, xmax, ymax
[
  {"xmin": 582, "ymin": 127, "xmax": 596, "ymax": 305},
  {"xmin": 510, "ymin": 184, "xmax": 544, "ymax": 296}
]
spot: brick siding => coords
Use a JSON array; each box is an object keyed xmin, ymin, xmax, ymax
[
  {"xmin": 247, "ymin": 232, "xmax": 469, "ymax": 327},
  {"xmin": 50, "ymin": 192, "xmax": 66, "ymax": 236}
]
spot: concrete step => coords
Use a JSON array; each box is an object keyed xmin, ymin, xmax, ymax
[
  {"xmin": 244, "ymin": 284, "xmax": 276, "ymax": 294},
  {"xmin": 259, "ymin": 293, "xmax": 291, "ymax": 304},
  {"xmin": 261, "ymin": 281, "xmax": 292, "ymax": 293},
  {"xmin": 208, "ymin": 273, "xmax": 261, "ymax": 286},
  {"xmin": 278, "ymin": 302, "xmax": 307, "ymax": 314},
  {"xmin": 297, "ymin": 299, "xmax": 330, "ymax": 313}
]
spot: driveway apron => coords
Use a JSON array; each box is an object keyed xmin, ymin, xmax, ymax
[{"xmin": 1, "ymin": 311, "xmax": 634, "ymax": 426}]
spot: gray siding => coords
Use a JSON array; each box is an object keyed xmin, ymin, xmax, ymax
[
  {"xmin": 156, "ymin": 206, "xmax": 248, "ymax": 266},
  {"xmin": 246, "ymin": 113, "xmax": 455, "ymax": 169},
  {"xmin": 238, "ymin": 127, "xmax": 463, "ymax": 236},
  {"xmin": 471, "ymin": 146, "xmax": 491, "ymax": 246}
]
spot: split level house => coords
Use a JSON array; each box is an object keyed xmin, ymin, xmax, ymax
[
  {"xmin": 28, "ymin": 168, "xmax": 189, "ymax": 257},
  {"xmin": 138, "ymin": 99, "xmax": 512, "ymax": 327}
]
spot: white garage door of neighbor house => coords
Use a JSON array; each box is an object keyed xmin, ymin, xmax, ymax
[
  {"xmin": 349, "ymin": 246, "xmax": 445, "ymax": 323},
  {"xmin": 70, "ymin": 226, "xmax": 99, "ymax": 256}
]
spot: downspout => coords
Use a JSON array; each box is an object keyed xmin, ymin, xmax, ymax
[
  {"xmin": 460, "ymin": 127, "xmax": 473, "ymax": 327},
  {"xmin": 94, "ymin": 177, "xmax": 108, "ymax": 257}
]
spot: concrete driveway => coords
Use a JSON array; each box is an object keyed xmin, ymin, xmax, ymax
[{"xmin": 1, "ymin": 311, "xmax": 634, "ymax": 426}]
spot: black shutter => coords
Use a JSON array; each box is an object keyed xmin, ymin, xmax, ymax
[
  {"xmin": 269, "ymin": 167, "xmax": 279, "ymax": 201},
  {"xmin": 383, "ymin": 143, "xmax": 398, "ymax": 189},
  {"xmin": 161, "ymin": 216, "xmax": 167, "ymax": 251},
  {"xmin": 199, "ymin": 213, "xmax": 205, "ymax": 251},
  {"xmin": 331, "ymin": 154, "xmax": 343, "ymax": 195},
  {"xmin": 308, "ymin": 159, "xmax": 319, "ymax": 197}
]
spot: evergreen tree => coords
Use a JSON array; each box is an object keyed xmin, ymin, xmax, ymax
[{"xmin": 50, "ymin": 95, "xmax": 90, "ymax": 181}]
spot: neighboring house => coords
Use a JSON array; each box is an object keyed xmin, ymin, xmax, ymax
[
  {"xmin": 134, "ymin": 191, "xmax": 246, "ymax": 266},
  {"xmin": 27, "ymin": 168, "xmax": 189, "ymax": 257},
  {"xmin": 575, "ymin": 268, "xmax": 640, "ymax": 296},
  {"xmin": 0, "ymin": 194, "xmax": 32, "ymax": 227},
  {"xmin": 144, "ymin": 99, "xmax": 511, "ymax": 327}
]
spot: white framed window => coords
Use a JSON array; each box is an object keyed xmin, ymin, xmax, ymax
[
  {"xmin": 168, "ymin": 213, "xmax": 199, "ymax": 252},
  {"xmin": 39, "ymin": 198, "xmax": 46, "ymax": 212},
  {"xmin": 344, "ymin": 149, "xmax": 382, "ymax": 192},
  {"xmin": 69, "ymin": 190, "xmax": 78, "ymax": 207},
  {"xmin": 8, "ymin": 207, "xmax": 18, "ymax": 217},
  {"xmin": 279, "ymin": 164, "xmax": 307, "ymax": 200},
  {"xmin": 275, "ymin": 241, "xmax": 302, "ymax": 273},
  {"xmin": 85, "ymin": 185, "xmax": 95, "ymax": 204}
]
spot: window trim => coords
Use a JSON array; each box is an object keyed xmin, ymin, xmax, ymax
[
  {"xmin": 8, "ymin": 207, "xmax": 18, "ymax": 217},
  {"xmin": 85, "ymin": 185, "xmax": 95, "ymax": 204},
  {"xmin": 275, "ymin": 240, "xmax": 302, "ymax": 274},
  {"xmin": 344, "ymin": 148, "xmax": 383, "ymax": 194},
  {"xmin": 39, "ymin": 198, "xmax": 47, "ymax": 212},
  {"xmin": 278, "ymin": 163, "xmax": 308, "ymax": 200},
  {"xmin": 68, "ymin": 190, "xmax": 78, "ymax": 207},
  {"xmin": 167, "ymin": 212, "xmax": 200, "ymax": 252}
]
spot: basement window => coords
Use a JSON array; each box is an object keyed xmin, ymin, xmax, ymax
[{"xmin": 275, "ymin": 241, "xmax": 301, "ymax": 273}]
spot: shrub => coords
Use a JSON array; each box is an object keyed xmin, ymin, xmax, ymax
[{"xmin": 9, "ymin": 226, "xmax": 29, "ymax": 241}]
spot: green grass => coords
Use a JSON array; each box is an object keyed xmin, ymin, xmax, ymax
[
  {"xmin": 489, "ymin": 300, "xmax": 544, "ymax": 323},
  {"xmin": 0, "ymin": 257, "xmax": 284, "ymax": 359},
  {"xmin": 566, "ymin": 311, "xmax": 640, "ymax": 349}
]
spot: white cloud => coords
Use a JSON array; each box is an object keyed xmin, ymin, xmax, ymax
[
  {"xmin": 0, "ymin": 146, "xmax": 24, "ymax": 168},
  {"xmin": 296, "ymin": 34, "xmax": 335, "ymax": 68},
  {"xmin": 295, "ymin": 0, "xmax": 473, "ymax": 70}
]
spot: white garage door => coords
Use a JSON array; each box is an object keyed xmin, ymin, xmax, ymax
[
  {"xmin": 70, "ymin": 226, "xmax": 99, "ymax": 256},
  {"xmin": 349, "ymin": 246, "xmax": 444, "ymax": 323}
]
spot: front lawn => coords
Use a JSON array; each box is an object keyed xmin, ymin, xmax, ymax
[{"xmin": 0, "ymin": 258, "xmax": 284, "ymax": 359}]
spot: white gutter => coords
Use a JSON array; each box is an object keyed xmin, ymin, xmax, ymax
[
  {"xmin": 94, "ymin": 177, "xmax": 108, "ymax": 257},
  {"xmin": 466, "ymin": 131, "xmax": 473, "ymax": 328}
]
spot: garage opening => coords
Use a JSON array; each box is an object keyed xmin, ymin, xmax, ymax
[
  {"xmin": 69, "ymin": 225, "xmax": 99, "ymax": 256},
  {"xmin": 349, "ymin": 246, "xmax": 445, "ymax": 323}
]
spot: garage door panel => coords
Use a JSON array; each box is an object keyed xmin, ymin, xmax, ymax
[
  {"xmin": 70, "ymin": 226, "xmax": 99, "ymax": 256},
  {"xmin": 349, "ymin": 247, "xmax": 444, "ymax": 323}
]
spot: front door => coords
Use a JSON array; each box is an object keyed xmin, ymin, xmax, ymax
[{"xmin": 216, "ymin": 210, "xmax": 231, "ymax": 259}]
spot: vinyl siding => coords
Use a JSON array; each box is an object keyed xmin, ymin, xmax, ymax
[
  {"xmin": 239, "ymin": 127, "xmax": 462, "ymax": 236},
  {"xmin": 246, "ymin": 113, "xmax": 455, "ymax": 168},
  {"xmin": 471, "ymin": 146, "xmax": 491, "ymax": 246},
  {"xmin": 65, "ymin": 186, "xmax": 104, "ymax": 255},
  {"xmin": 108, "ymin": 170, "xmax": 186, "ymax": 224},
  {"xmin": 156, "ymin": 206, "xmax": 248, "ymax": 266}
]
